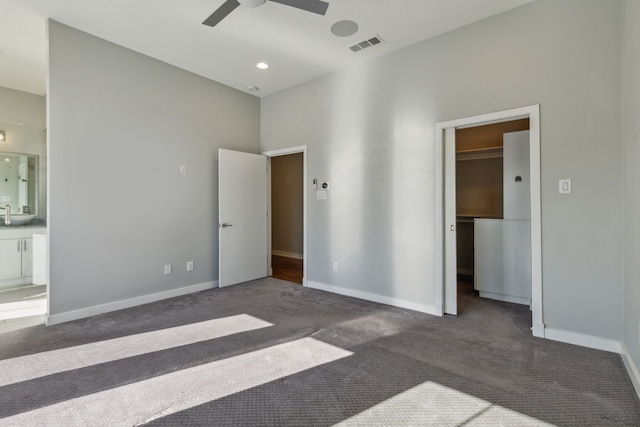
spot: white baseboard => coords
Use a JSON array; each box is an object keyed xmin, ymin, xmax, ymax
[
  {"xmin": 272, "ymin": 250, "xmax": 303, "ymax": 260},
  {"xmin": 306, "ymin": 281, "xmax": 440, "ymax": 316},
  {"xmin": 434, "ymin": 303, "xmax": 444, "ymax": 317},
  {"xmin": 46, "ymin": 281, "xmax": 218, "ymax": 326},
  {"xmin": 531, "ymin": 321, "xmax": 545, "ymax": 338},
  {"xmin": 544, "ymin": 327, "xmax": 622, "ymax": 354},
  {"xmin": 622, "ymin": 342, "xmax": 640, "ymax": 399}
]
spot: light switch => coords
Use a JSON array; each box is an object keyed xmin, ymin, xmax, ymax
[
  {"xmin": 179, "ymin": 165, "xmax": 187, "ymax": 176},
  {"xmin": 559, "ymin": 179, "xmax": 572, "ymax": 194}
]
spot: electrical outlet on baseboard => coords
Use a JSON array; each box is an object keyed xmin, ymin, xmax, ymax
[{"xmin": 333, "ymin": 262, "xmax": 339, "ymax": 272}]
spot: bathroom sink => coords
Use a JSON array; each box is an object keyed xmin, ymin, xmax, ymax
[{"xmin": 1, "ymin": 214, "xmax": 37, "ymax": 226}]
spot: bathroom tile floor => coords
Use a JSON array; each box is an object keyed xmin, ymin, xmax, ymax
[{"xmin": 0, "ymin": 284, "xmax": 46, "ymax": 334}]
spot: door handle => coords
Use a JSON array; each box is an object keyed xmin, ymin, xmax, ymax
[{"xmin": 219, "ymin": 223, "xmax": 233, "ymax": 228}]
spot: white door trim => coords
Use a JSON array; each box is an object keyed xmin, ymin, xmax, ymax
[
  {"xmin": 262, "ymin": 145, "xmax": 308, "ymax": 286},
  {"xmin": 435, "ymin": 105, "xmax": 543, "ymax": 337},
  {"xmin": 443, "ymin": 127, "xmax": 458, "ymax": 315}
]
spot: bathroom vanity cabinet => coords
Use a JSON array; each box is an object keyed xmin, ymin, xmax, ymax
[
  {"xmin": 0, "ymin": 238, "xmax": 24, "ymax": 280},
  {"xmin": 0, "ymin": 227, "xmax": 45, "ymax": 288}
]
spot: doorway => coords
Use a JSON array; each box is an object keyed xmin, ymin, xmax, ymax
[
  {"xmin": 0, "ymin": 121, "xmax": 48, "ymax": 333},
  {"xmin": 435, "ymin": 105, "xmax": 543, "ymax": 337},
  {"xmin": 270, "ymin": 153, "xmax": 303, "ymax": 284},
  {"xmin": 263, "ymin": 146, "xmax": 308, "ymax": 286},
  {"xmin": 455, "ymin": 119, "xmax": 530, "ymax": 314}
]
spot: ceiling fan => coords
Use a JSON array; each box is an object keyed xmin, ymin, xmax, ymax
[{"xmin": 203, "ymin": 0, "xmax": 329, "ymax": 28}]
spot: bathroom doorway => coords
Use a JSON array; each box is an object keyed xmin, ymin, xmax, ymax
[{"xmin": 0, "ymin": 121, "xmax": 48, "ymax": 333}]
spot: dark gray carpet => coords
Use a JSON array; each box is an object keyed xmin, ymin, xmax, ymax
[{"xmin": 0, "ymin": 277, "xmax": 638, "ymax": 426}]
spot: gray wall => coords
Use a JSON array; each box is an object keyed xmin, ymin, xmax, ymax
[
  {"xmin": 623, "ymin": 0, "xmax": 640, "ymax": 377},
  {"xmin": 0, "ymin": 86, "xmax": 46, "ymax": 129},
  {"xmin": 48, "ymin": 21, "xmax": 260, "ymax": 315},
  {"xmin": 261, "ymin": 0, "xmax": 624, "ymax": 339},
  {"xmin": 271, "ymin": 153, "xmax": 303, "ymax": 256}
]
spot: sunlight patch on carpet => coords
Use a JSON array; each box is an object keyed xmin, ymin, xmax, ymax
[
  {"xmin": 1, "ymin": 337, "xmax": 352, "ymax": 426},
  {"xmin": 334, "ymin": 381, "xmax": 555, "ymax": 426},
  {"xmin": 0, "ymin": 314, "xmax": 272, "ymax": 387}
]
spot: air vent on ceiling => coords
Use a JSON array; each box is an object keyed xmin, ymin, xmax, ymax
[{"xmin": 349, "ymin": 35, "xmax": 384, "ymax": 53}]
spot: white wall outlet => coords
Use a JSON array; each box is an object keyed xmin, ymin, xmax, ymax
[
  {"xmin": 333, "ymin": 262, "xmax": 339, "ymax": 272},
  {"xmin": 164, "ymin": 264, "xmax": 172, "ymax": 275},
  {"xmin": 187, "ymin": 261, "xmax": 194, "ymax": 272},
  {"xmin": 179, "ymin": 165, "xmax": 187, "ymax": 176},
  {"xmin": 559, "ymin": 179, "xmax": 572, "ymax": 194}
]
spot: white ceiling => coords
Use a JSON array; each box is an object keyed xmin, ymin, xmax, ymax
[{"xmin": 0, "ymin": 0, "xmax": 535, "ymax": 98}]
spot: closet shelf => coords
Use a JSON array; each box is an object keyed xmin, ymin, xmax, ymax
[
  {"xmin": 457, "ymin": 214, "xmax": 503, "ymax": 219},
  {"xmin": 456, "ymin": 146, "xmax": 503, "ymax": 161}
]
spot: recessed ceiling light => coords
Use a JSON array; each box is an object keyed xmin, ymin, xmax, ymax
[{"xmin": 256, "ymin": 62, "xmax": 269, "ymax": 70}]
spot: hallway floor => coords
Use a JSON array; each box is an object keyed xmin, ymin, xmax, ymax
[{"xmin": 272, "ymin": 255, "xmax": 303, "ymax": 284}]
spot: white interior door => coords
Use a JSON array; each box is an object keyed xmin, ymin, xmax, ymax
[
  {"xmin": 444, "ymin": 127, "xmax": 458, "ymax": 315},
  {"xmin": 218, "ymin": 149, "xmax": 267, "ymax": 287}
]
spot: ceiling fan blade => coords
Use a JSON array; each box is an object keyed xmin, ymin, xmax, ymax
[
  {"xmin": 268, "ymin": 0, "xmax": 329, "ymax": 16},
  {"xmin": 203, "ymin": 0, "xmax": 241, "ymax": 27}
]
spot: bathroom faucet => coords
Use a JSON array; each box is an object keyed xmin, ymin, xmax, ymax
[{"xmin": 0, "ymin": 205, "xmax": 10, "ymax": 225}]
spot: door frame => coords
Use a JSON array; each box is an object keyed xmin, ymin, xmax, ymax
[
  {"xmin": 434, "ymin": 105, "xmax": 543, "ymax": 337},
  {"xmin": 262, "ymin": 145, "xmax": 308, "ymax": 286}
]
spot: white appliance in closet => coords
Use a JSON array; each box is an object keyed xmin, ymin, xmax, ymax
[{"xmin": 474, "ymin": 130, "xmax": 532, "ymax": 305}]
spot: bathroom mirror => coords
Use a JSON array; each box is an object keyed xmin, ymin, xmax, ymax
[
  {"xmin": 0, "ymin": 153, "xmax": 38, "ymax": 214},
  {"xmin": 0, "ymin": 120, "xmax": 46, "ymax": 217}
]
